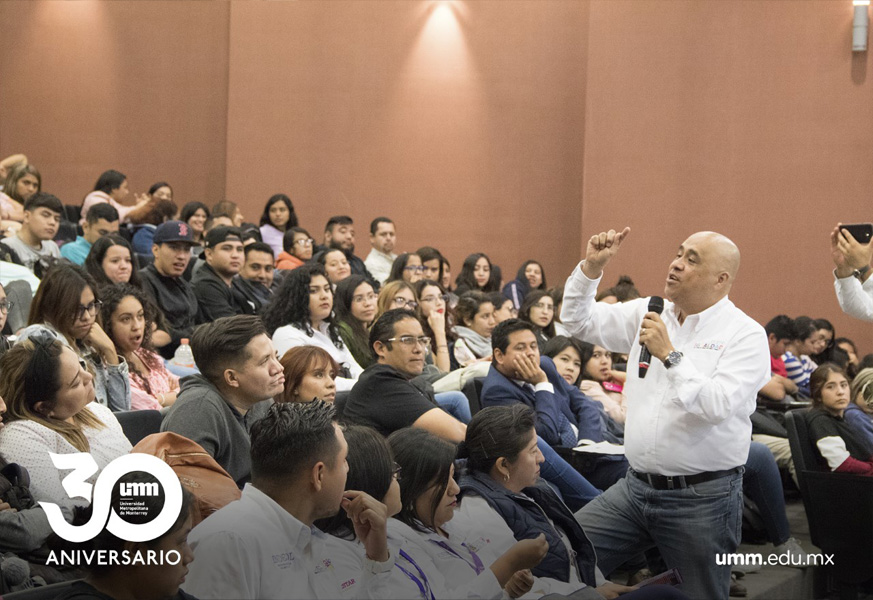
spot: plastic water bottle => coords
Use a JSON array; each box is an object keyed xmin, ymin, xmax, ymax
[{"xmin": 171, "ymin": 338, "xmax": 195, "ymax": 368}]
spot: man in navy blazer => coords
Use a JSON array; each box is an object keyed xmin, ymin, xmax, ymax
[{"xmin": 481, "ymin": 318, "xmax": 629, "ymax": 491}]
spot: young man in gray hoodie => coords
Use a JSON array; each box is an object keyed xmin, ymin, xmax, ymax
[{"xmin": 160, "ymin": 314, "xmax": 285, "ymax": 487}]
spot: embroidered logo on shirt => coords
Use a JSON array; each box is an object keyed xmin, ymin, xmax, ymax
[
  {"xmin": 693, "ymin": 341, "xmax": 725, "ymax": 351},
  {"xmin": 314, "ymin": 558, "xmax": 333, "ymax": 574},
  {"xmin": 272, "ymin": 552, "xmax": 295, "ymax": 569},
  {"xmin": 341, "ymin": 578, "xmax": 356, "ymax": 590}
]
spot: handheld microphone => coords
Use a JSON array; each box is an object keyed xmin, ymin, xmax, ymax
[{"xmin": 639, "ymin": 296, "xmax": 664, "ymax": 379}]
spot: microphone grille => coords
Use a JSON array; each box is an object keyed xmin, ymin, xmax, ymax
[{"xmin": 648, "ymin": 296, "xmax": 664, "ymax": 314}]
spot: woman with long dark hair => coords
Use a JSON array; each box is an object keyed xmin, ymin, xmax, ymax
[
  {"xmin": 334, "ymin": 275, "xmax": 378, "ymax": 369},
  {"xmin": 263, "ymin": 264, "xmax": 362, "ymax": 391},
  {"xmin": 452, "ymin": 291, "xmax": 496, "ymax": 368},
  {"xmin": 179, "ymin": 201, "xmax": 210, "ymax": 252},
  {"xmin": 84, "ymin": 235, "xmax": 142, "ymax": 288},
  {"xmin": 387, "ymin": 253, "xmax": 424, "ymax": 285},
  {"xmin": 413, "ymin": 279, "xmax": 454, "ymax": 373},
  {"xmin": 275, "ymin": 226, "xmax": 313, "ymax": 270},
  {"xmin": 81, "ymin": 169, "xmax": 149, "ymax": 224},
  {"xmin": 20, "ymin": 263, "xmax": 130, "ymax": 411},
  {"xmin": 518, "ymin": 290, "xmax": 555, "ymax": 350},
  {"xmin": 454, "ymin": 253, "xmax": 499, "ymax": 295},
  {"xmin": 100, "ymin": 284, "xmax": 179, "ymax": 410},
  {"xmin": 259, "ymin": 193, "xmax": 298, "ymax": 257}
]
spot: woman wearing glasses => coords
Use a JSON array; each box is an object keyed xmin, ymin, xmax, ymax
[
  {"xmin": 264, "ymin": 264, "xmax": 363, "ymax": 392},
  {"xmin": 17, "ymin": 264, "xmax": 130, "ymax": 411},
  {"xmin": 0, "ymin": 333, "xmax": 131, "ymax": 515},
  {"xmin": 375, "ymin": 280, "xmax": 419, "ymax": 321},
  {"xmin": 276, "ymin": 226, "xmax": 314, "ymax": 270},
  {"xmin": 334, "ymin": 275, "xmax": 379, "ymax": 369},
  {"xmin": 518, "ymin": 290, "xmax": 556, "ymax": 351},
  {"xmin": 413, "ymin": 279, "xmax": 454, "ymax": 374},
  {"xmin": 388, "ymin": 253, "xmax": 425, "ymax": 285}
]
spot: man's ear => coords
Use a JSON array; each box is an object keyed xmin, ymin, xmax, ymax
[
  {"xmin": 493, "ymin": 348, "xmax": 505, "ymax": 367},
  {"xmin": 311, "ymin": 461, "xmax": 326, "ymax": 492},
  {"xmin": 373, "ymin": 340, "xmax": 387, "ymax": 360},
  {"xmin": 223, "ymin": 368, "xmax": 240, "ymax": 389},
  {"xmin": 204, "ymin": 248, "xmax": 214, "ymax": 262}
]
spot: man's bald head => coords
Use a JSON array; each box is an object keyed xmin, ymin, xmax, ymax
[{"xmin": 665, "ymin": 231, "xmax": 741, "ymax": 317}]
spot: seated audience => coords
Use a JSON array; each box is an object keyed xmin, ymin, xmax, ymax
[
  {"xmin": 211, "ymin": 200, "xmax": 244, "ymax": 227},
  {"xmin": 276, "ymin": 226, "xmax": 313, "ymax": 270},
  {"xmin": 100, "ymin": 284, "xmax": 179, "ymax": 411},
  {"xmin": 334, "ymin": 275, "xmax": 378, "ymax": 370},
  {"xmin": 489, "ymin": 291, "xmax": 517, "ymax": 324},
  {"xmin": 353, "ymin": 309, "xmax": 599, "ymax": 510},
  {"xmin": 758, "ymin": 315, "xmax": 799, "ymax": 401},
  {"xmin": 554, "ymin": 337, "xmax": 628, "ymax": 426},
  {"xmin": 502, "ymin": 260, "xmax": 546, "ymax": 311},
  {"xmin": 375, "ymin": 280, "xmax": 418, "ymax": 321},
  {"xmin": 364, "ymin": 217, "xmax": 397, "ymax": 285},
  {"xmin": 179, "ymin": 201, "xmax": 210, "ymax": 254},
  {"xmin": 481, "ymin": 320, "xmax": 628, "ymax": 491},
  {"xmin": 0, "ymin": 192, "xmax": 62, "ymax": 277},
  {"xmin": 53, "ymin": 472, "xmax": 195, "ymax": 600},
  {"xmin": 182, "ymin": 401, "xmax": 394, "ymax": 600},
  {"xmin": 783, "ymin": 316, "xmax": 819, "ymax": 397},
  {"xmin": 61, "ymin": 203, "xmax": 120, "ymax": 265},
  {"xmin": 315, "ymin": 247, "xmax": 352, "ymax": 287},
  {"xmin": 81, "ymin": 169, "xmax": 149, "ymax": 225},
  {"xmin": 809, "ymin": 318, "xmax": 844, "ymax": 368},
  {"xmin": 161, "ymin": 314, "xmax": 280, "ymax": 487},
  {"xmin": 129, "ymin": 182, "xmax": 177, "ymax": 256},
  {"xmin": 0, "ymin": 162, "xmax": 40, "ymax": 226},
  {"xmin": 836, "ymin": 336, "xmax": 860, "ymax": 377},
  {"xmin": 806, "ymin": 363, "xmax": 873, "ymax": 475},
  {"xmin": 21, "ymin": 263, "xmax": 130, "ymax": 411},
  {"xmin": 416, "ymin": 246, "xmax": 445, "ymax": 284},
  {"xmin": 236, "ymin": 241, "xmax": 276, "ymax": 312},
  {"xmin": 140, "ymin": 221, "xmax": 199, "ymax": 359},
  {"xmin": 322, "ymin": 215, "xmax": 375, "ymax": 281},
  {"xmin": 387, "ymin": 252, "xmax": 424, "ymax": 285},
  {"xmin": 413, "ymin": 279, "xmax": 454, "ymax": 373},
  {"xmin": 518, "ymin": 290, "xmax": 556, "ymax": 350},
  {"xmin": 845, "ymin": 367, "xmax": 873, "ymax": 449},
  {"xmin": 258, "ymin": 193, "xmax": 298, "ymax": 258},
  {"xmin": 594, "ymin": 275, "xmax": 641, "ymax": 304},
  {"xmin": 454, "ymin": 253, "xmax": 499, "ymax": 295},
  {"xmin": 277, "ymin": 346, "xmax": 339, "ymax": 404},
  {"xmin": 0, "ymin": 334, "xmax": 131, "ymax": 515},
  {"xmin": 264, "ymin": 264, "xmax": 363, "ymax": 391},
  {"xmin": 342, "ymin": 309, "xmax": 467, "ymax": 440},
  {"xmin": 456, "ymin": 405, "xmax": 683, "ymax": 600},
  {"xmin": 387, "ymin": 427, "xmax": 548, "ymax": 599},
  {"xmin": 441, "ymin": 256, "xmax": 454, "ymax": 294},
  {"xmin": 193, "ymin": 226, "xmax": 256, "ymax": 321},
  {"xmin": 452, "ymin": 291, "xmax": 496, "ymax": 368}
]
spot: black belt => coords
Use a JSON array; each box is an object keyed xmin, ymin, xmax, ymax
[{"xmin": 631, "ymin": 467, "xmax": 742, "ymax": 490}]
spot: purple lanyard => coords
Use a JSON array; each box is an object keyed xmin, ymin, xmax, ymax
[
  {"xmin": 430, "ymin": 539, "xmax": 485, "ymax": 575},
  {"xmin": 397, "ymin": 548, "xmax": 436, "ymax": 600}
]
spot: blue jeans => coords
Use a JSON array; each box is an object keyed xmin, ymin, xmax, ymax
[
  {"xmin": 164, "ymin": 359, "xmax": 200, "ymax": 379},
  {"xmin": 435, "ymin": 391, "xmax": 472, "ymax": 424},
  {"xmin": 575, "ymin": 467, "xmax": 744, "ymax": 600},
  {"xmin": 744, "ymin": 441, "xmax": 790, "ymax": 546},
  {"xmin": 537, "ymin": 437, "xmax": 601, "ymax": 511}
]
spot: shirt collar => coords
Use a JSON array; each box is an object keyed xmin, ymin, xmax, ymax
[
  {"xmin": 243, "ymin": 484, "xmax": 312, "ymax": 548},
  {"xmin": 669, "ymin": 295, "xmax": 731, "ymax": 331}
]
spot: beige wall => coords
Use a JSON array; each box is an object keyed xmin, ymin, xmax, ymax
[{"xmin": 1, "ymin": 0, "xmax": 871, "ymax": 352}]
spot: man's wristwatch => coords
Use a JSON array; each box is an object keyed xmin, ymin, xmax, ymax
[
  {"xmin": 663, "ymin": 350, "xmax": 683, "ymax": 369},
  {"xmin": 853, "ymin": 265, "xmax": 871, "ymax": 281}
]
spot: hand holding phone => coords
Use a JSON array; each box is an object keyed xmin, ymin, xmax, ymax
[
  {"xmin": 839, "ymin": 223, "xmax": 873, "ymax": 244},
  {"xmin": 832, "ymin": 223, "xmax": 873, "ymax": 276}
]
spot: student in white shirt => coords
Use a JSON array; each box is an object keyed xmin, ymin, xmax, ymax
[
  {"xmin": 364, "ymin": 217, "xmax": 398, "ymax": 285},
  {"xmin": 264, "ymin": 264, "xmax": 364, "ymax": 391},
  {"xmin": 182, "ymin": 401, "xmax": 394, "ymax": 600},
  {"xmin": 388, "ymin": 427, "xmax": 549, "ymax": 599}
]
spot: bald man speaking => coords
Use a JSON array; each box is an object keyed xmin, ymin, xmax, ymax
[{"xmin": 561, "ymin": 228, "xmax": 769, "ymax": 600}]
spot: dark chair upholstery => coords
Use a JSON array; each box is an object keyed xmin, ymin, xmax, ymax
[
  {"xmin": 4, "ymin": 580, "xmax": 80, "ymax": 600},
  {"xmin": 785, "ymin": 409, "xmax": 873, "ymax": 600},
  {"xmin": 462, "ymin": 377, "xmax": 484, "ymax": 417},
  {"xmin": 114, "ymin": 409, "xmax": 163, "ymax": 446}
]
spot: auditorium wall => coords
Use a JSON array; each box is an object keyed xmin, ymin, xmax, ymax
[{"xmin": 1, "ymin": 0, "xmax": 870, "ymax": 350}]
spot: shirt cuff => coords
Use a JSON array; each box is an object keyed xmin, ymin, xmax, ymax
[
  {"xmin": 534, "ymin": 382, "xmax": 555, "ymax": 394},
  {"xmin": 363, "ymin": 547, "xmax": 395, "ymax": 575},
  {"xmin": 572, "ymin": 262, "xmax": 603, "ymax": 287}
]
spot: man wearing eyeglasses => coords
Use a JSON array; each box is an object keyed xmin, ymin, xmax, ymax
[{"xmin": 343, "ymin": 308, "xmax": 467, "ymax": 442}]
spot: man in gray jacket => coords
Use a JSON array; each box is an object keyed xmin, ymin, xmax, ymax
[{"xmin": 160, "ymin": 314, "xmax": 284, "ymax": 486}]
